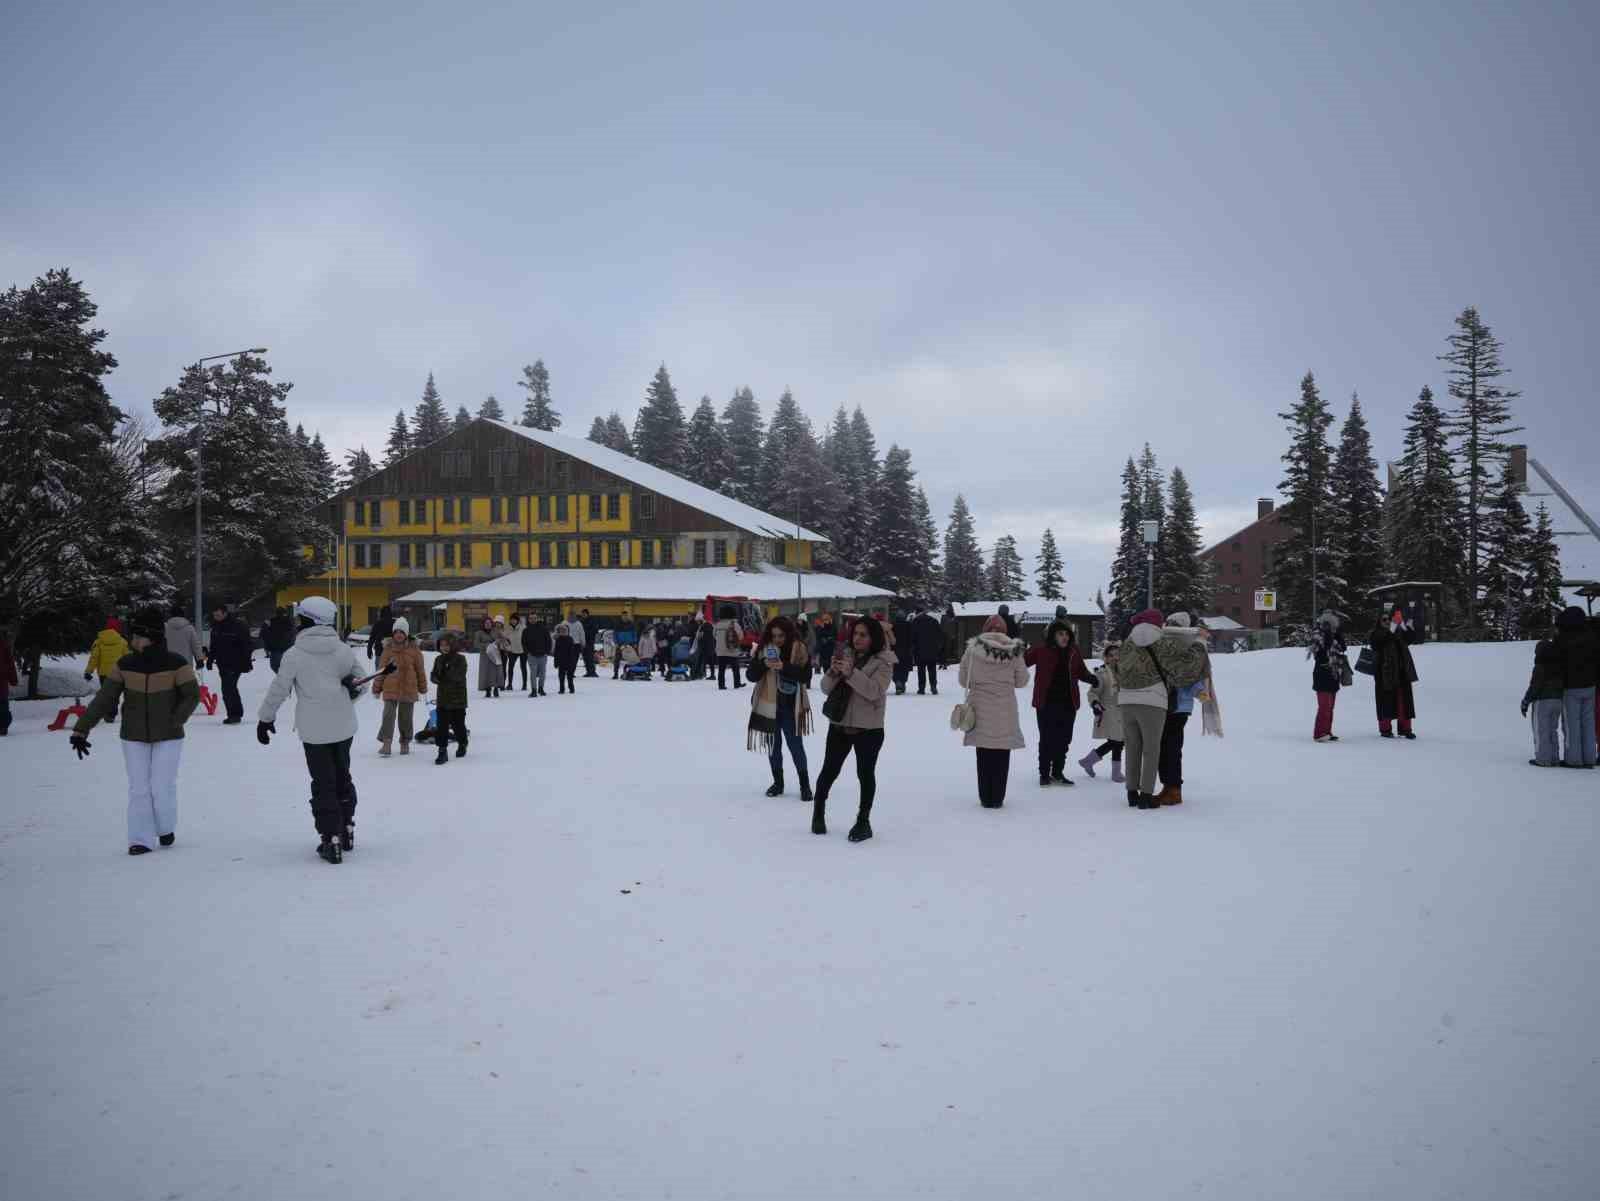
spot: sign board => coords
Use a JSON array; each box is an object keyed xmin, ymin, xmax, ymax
[
  {"xmin": 1140, "ymin": 520, "xmax": 1160, "ymax": 545},
  {"xmin": 1254, "ymin": 589, "xmax": 1277, "ymax": 612}
]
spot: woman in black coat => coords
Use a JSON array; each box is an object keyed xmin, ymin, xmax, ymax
[{"xmin": 1369, "ymin": 613, "xmax": 1419, "ymax": 739}]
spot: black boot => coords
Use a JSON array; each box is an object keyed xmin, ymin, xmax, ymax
[
  {"xmin": 848, "ymin": 806, "xmax": 873, "ymax": 842},
  {"xmin": 799, "ymin": 768, "xmax": 813, "ymax": 802},
  {"xmin": 317, "ymin": 835, "xmax": 342, "ymax": 864},
  {"xmin": 456, "ymin": 735, "xmax": 468, "ymax": 759},
  {"xmin": 1039, "ymin": 773, "xmax": 1052, "ymax": 787},
  {"xmin": 765, "ymin": 768, "xmax": 784, "ymax": 798},
  {"xmin": 159, "ymin": 832, "xmax": 175, "ymax": 847},
  {"xmin": 811, "ymin": 794, "xmax": 827, "ymax": 835},
  {"xmin": 1127, "ymin": 789, "xmax": 1139, "ymax": 808},
  {"xmin": 435, "ymin": 745, "xmax": 449, "ymax": 765},
  {"xmin": 1137, "ymin": 792, "xmax": 1159, "ymax": 809},
  {"xmin": 341, "ymin": 823, "xmax": 355, "ymax": 852}
]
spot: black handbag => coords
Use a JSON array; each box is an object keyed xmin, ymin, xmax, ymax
[
  {"xmin": 822, "ymin": 680, "xmax": 850, "ymax": 723},
  {"xmin": 1354, "ymin": 646, "xmax": 1376, "ymax": 676}
]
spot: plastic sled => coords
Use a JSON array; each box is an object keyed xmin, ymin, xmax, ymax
[
  {"xmin": 48, "ymin": 701, "xmax": 87, "ymax": 731},
  {"xmin": 199, "ymin": 684, "xmax": 220, "ymax": 716}
]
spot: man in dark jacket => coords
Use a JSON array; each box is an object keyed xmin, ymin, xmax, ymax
[
  {"xmin": 523, "ymin": 618, "xmax": 552, "ymax": 696},
  {"xmin": 263, "ymin": 607, "xmax": 296, "ymax": 672},
  {"xmin": 205, "ymin": 604, "xmax": 254, "ymax": 724},
  {"xmin": 891, "ymin": 613, "xmax": 914, "ymax": 695},
  {"xmin": 1555, "ymin": 606, "xmax": 1598, "ymax": 767},
  {"xmin": 911, "ymin": 611, "xmax": 944, "ymax": 695},
  {"xmin": 998, "ymin": 604, "xmax": 1021, "ymax": 639},
  {"xmin": 367, "ymin": 606, "xmax": 395, "ymax": 661},
  {"xmin": 580, "ymin": 608, "xmax": 599, "ymax": 677}
]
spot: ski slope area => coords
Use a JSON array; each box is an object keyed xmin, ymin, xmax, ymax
[{"xmin": 2, "ymin": 643, "xmax": 1596, "ymax": 1201}]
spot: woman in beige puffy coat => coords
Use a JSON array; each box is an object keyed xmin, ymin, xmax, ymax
[
  {"xmin": 959, "ymin": 616, "xmax": 1031, "ymax": 808},
  {"xmin": 374, "ymin": 618, "xmax": 428, "ymax": 755}
]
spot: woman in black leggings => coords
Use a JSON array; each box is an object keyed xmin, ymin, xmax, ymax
[{"xmin": 813, "ymin": 617, "xmax": 896, "ymax": 842}]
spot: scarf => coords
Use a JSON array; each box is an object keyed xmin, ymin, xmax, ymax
[{"xmin": 747, "ymin": 645, "xmax": 813, "ymax": 753}]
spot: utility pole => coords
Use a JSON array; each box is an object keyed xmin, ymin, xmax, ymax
[{"xmin": 1141, "ymin": 520, "xmax": 1159, "ymax": 610}]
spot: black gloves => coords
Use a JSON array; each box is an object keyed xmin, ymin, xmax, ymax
[
  {"xmin": 70, "ymin": 733, "xmax": 91, "ymax": 760},
  {"xmin": 257, "ymin": 720, "xmax": 275, "ymax": 745},
  {"xmin": 83, "ymin": 671, "xmax": 93, "ymax": 682},
  {"xmin": 1520, "ymin": 699, "xmax": 1530, "ymax": 718},
  {"xmin": 340, "ymin": 674, "xmax": 362, "ymax": 700}
]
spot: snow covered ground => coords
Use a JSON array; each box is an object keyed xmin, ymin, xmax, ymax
[{"xmin": 2, "ymin": 642, "xmax": 1596, "ymax": 1201}]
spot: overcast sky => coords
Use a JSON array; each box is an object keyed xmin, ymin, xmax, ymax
[{"xmin": 6, "ymin": 1, "xmax": 1597, "ymax": 593}]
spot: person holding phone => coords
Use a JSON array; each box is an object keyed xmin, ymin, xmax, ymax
[
  {"xmin": 813, "ymin": 617, "xmax": 895, "ymax": 841},
  {"xmin": 746, "ymin": 616, "xmax": 814, "ymax": 799}
]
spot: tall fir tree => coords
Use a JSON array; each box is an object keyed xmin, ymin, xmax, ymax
[
  {"xmin": 342, "ymin": 446, "xmax": 377, "ymax": 489},
  {"xmin": 602, "ymin": 412, "xmax": 634, "ymax": 456},
  {"xmin": 1035, "ymin": 528, "xmax": 1065, "ymax": 600},
  {"xmin": 452, "ymin": 404, "xmax": 472, "ymax": 432},
  {"xmin": 863, "ymin": 446, "xmax": 921, "ymax": 594},
  {"xmin": 587, "ymin": 415, "xmax": 608, "ymax": 444},
  {"xmin": 1138, "ymin": 444, "xmax": 1167, "ymax": 543},
  {"xmin": 1108, "ymin": 456, "xmax": 1146, "ymax": 626},
  {"xmin": 1440, "ymin": 306, "xmax": 1523, "ymax": 625},
  {"xmin": 305, "ymin": 432, "xmax": 337, "ymax": 500},
  {"xmin": 516, "ymin": 360, "xmax": 560, "ymax": 429},
  {"xmin": 942, "ymin": 495, "xmax": 986, "ymax": 601},
  {"xmin": 478, "ymin": 394, "xmax": 504, "ymax": 421},
  {"xmin": 1265, "ymin": 371, "xmax": 1339, "ymax": 640},
  {"xmin": 632, "ymin": 364, "xmax": 687, "ymax": 474},
  {"xmin": 1386, "ymin": 386, "xmax": 1465, "ymax": 624},
  {"xmin": 1157, "ymin": 467, "xmax": 1207, "ymax": 617},
  {"xmin": 718, "ymin": 387, "xmax": 763, "ymax": 504},
  {"xmin": 684, "ymin": 396, "xmax": 727, "ymax": 490},
  {"xmin": 1478, "ymin": 459, "xmax": 1532, "ymax": 639},
  {"xmin": 987, "ymin": 535, "xmax": 1027, "ymax": 601},
  {"xmin": 910, "ymin": 485, "xmax": 942, "ymax": 599},
  {"xmin": 412, "ymin": 372, "xmax": 449, "ymax": 447},
  {"xmin": 837, "ymin": 405, "xmax": 882, "ymax": 576},
  {"xmin": 384, "ymin": 410, "xmax": 411, "ymax": 465},
  {"xmin": 757, "ymin": 390, "xmax": 816, "ymax": 515},
  {"xmin": 1520, "ymin": 502, "xmax": 1563, "ymax": 636},
  {"xmin": 821, "ymin": 406, "xmax": 864, "ymax": 571},
  {"xmin": 1328, "ymin": 394, "xmax": 1385, "ymax": 611}
]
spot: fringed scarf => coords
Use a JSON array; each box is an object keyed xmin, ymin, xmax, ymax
[{"xmin": 747, "ymin": 645, "xmax": 813, "ymax": 753}]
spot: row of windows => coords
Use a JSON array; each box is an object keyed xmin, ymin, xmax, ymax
[
  {"xmin": 353, "ymin": 493, "xmax": 651, "ymax": 527},
  {"xmin": 344, "ymin": 538, "xmax": 721, "ymax": 570}
]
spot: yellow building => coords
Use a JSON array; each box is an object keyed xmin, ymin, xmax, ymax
[{"xmin": 278, "ymin": 418, "xmax": 887, "ymax": 632}]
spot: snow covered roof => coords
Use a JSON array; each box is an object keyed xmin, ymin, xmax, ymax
[
  {"xmin": 486, "ymin": 419, "xmax": 830, "ymax": 544},
  {"xmin": 395, "ymin": 564, "xmax": 890, "ymax": 605},
  {"xmin": 1199, "ymin": 615, "xmax": 1246, "ymax": 630},
  {"xmin": 951, "ymin": 596, "xmax": 1101, "ymax": 620}
]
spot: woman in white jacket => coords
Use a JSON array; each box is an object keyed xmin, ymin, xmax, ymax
[
  {"xmin": 257, "ymin": 595, "xmax": 370, "ymax": 864},
  {"xmin": 959, "ymin": 616, "xmax": 1031, "ymax": 808}
]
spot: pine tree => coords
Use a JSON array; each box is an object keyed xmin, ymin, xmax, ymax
[
  {"xmin": 587, "ymin": 416, "xmax": 609, "ymax": 444},
  {"xmin": 306, "ymin": 432, "xmax": 338, "ymax": 500},
  {"xmin": 987, "ymin": 535, "xmax": 1027, "ymax": 601},
  {"xmin": 516, "ymin": 360, "xmax": 560, "ymax": 429},
  {"xmin": 1479, "ymin": 460, "xmax": 1532, "ymax": 638},
  {"xmin": 632, "ymin": 364, "xmax": 687, "ymax": 474},
  {"xmin": 412, "ymin": 372, "xmax": 449, "ymax": 447},
  {"xmin": 452, "ymin": 405, "xmax": 472, "ymax": 432},
  {"xmin": 1157, "ymin": 468, "xmax": 1206, "ymax": 617},
  {"xmin": 342, "ymin": 446, "xmax": 377, "ymax": 489},
  {"xmin": 863, "ymin": 446, "xmax": 921, "ymax": 594},
  {"xmin": 603, "ymin": 412, "xmax": 634, "ymax": 456},
  {"xmin": 1328, "ymin": 394, "xmax": 1385, "ymax": 612},
  {"xmin": 1265, "ymin": 372, "xmax": 1339, "ymax": 640},
  {"xmin": 821, "ymin": 405, "xmax": 869, "ymax": 572},
  {"xmin": 1108, "ymin": 457, "xmax": 1146, "ymax": 627},
  {"xmin": 911, "ymin": 486, "xmax": 942, "ymax": 598},
  {"xmin": 845, "ymin": 407, "xmax": 882, "ymax": 576},
  {"xmin": 942, "ymin": 495, "xmax": 986, "ymax": 601},
  {"xmin": 478, "ymin": 394, "xmax": 504, "ymax": 422},
  {"xmin": 1034, "ymin": 528, "xmax": 1065, "ymax": 600},
  {"xmin": 1138, "ymin": 444, "xmax": 1167, "ymax": 544},
  {"xmin": 1520, "ymin": 502, "xmax": 1564, "ymax": 637},
  {"xmin": 1386, "ymin": 386, "xmax": 1465, "ymax": 623},
  {"xmin": 1440, "ymin": 307, "xmax": 1523, "ymax": 625},
  {"xmin": 757, "ymin": 390, "xmax": 815, "ymax": 515},
  {"xmin": 681, "ymin": 396, "xmax": 726, "ymax": 490},
  {"xmin": 718, "ymin": 387, "xmax": 763, "ymax": 504},
  {"xmin": 384, "ymin": 410, "xmax": 410, "ymax": 465}
]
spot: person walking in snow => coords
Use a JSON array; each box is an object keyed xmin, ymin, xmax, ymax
[
  {"xmin": 366, "ymin": 605, "xmax": 394, "ymax": 662},
  {"xmin": 747, "ymin": 616, "xmax": 814, "ymax": 799},
  {"xmin": 813, "ymin": 617, "xmax": 895, "ymax": 841},
  {"xmin": 553, "ymin": 617, "xmax": 580, "ymax": 694},
  {"xmin": 891, "ymin": 612, "xmax": 914, "ymax": 695},
  {"xmin": 579, "ymin": 608, "xmax": 599, "ymax": 677},
  {"xmin": 1154, "ymin": 613, "xmax": 1208, "ymax": 804},
  {"xmin": 205, "ymin": 604, "xmax": 254, "ymax": 725},
  {"xmin": 1080, "ymin": 639, "xmax": 1125, "ymax": 782},
  {"xmin": 1116, "ymin": 609, "xmax": 1208, "ymax": 809},
  {"xmin": 1308, "ymin": 610, "xmax": 1347, "ymax": 743},
  {"xmin": 503, "ymin": 614, "xmax": 527, "ymax": 692},
  {"xmin": 429, "ymin": 631, "xmax": 470, "ymax": 764},
  {"xmin": 912, "ymin": 610, "xmax": 944, "ymax": 696},
  {"xmin": 637, "ymin": 625, "xmax": 658, "ymax": 678},
  {"xmin": 70, "ymin": 608, "xmax": 200, "ymax": 855},
  {"xmin": 260, "ymin": 606, "xmax": 295, "ymax": 673},
  {"xmin": 713, "ymin": 605, "xmax": 744, "ymax": 690},
  {"xmin": 84, "ymin": 616, "xmax": 129, "ymax": 722},
  {"xmin": 960, "ymin": 615, "xmax": 1030, "ymax": 808},
  {"xmin": 256, "ymin": 595, "xmax": 369, "ymax": 864},
  {"xmin": 1554, "ymin": 605, "xmax": 1598, "ymax": 767},
  {"xmin": 1369, "ymin": 610, "xmax": 1419, "ymax": 740},
  {"xmin": 374, "ymin": 617, "xmax": 427, "ymax": 756},
  {"xmin": 1521, "ymin": 635, "xmax": 1566, "ymax": 767},
  {"xmin": 473, "ymin": 617, "xmax": 502, "ymax": 699},
  {"xmin": 998, "ymin": 604, "xmax": 1021, "ymax": 640},
  {"xmin": 0, "ymin": 627, "xmax": 17, "ymax": 736},
  {"xmin": 164, "ymin": 604, "xmax": 205, "ymax": 671},
  {"xmin": 523, "ymin": 615, "xmax": 551, "ymax": 696},
  {"xmin": 1024, "ymin": 618, "xmax": 1096, "ymax": 788}
]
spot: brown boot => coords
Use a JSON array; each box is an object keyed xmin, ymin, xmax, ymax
[
  {"xmin": 379, "ymin": 740, "xmax": 392, "ymax": 757},
  {"xmin": 399, "ymin": 741, "xmax": 411, "ymax": 756},
  {"xmin": 1157, "ymin": 785, "xmax": 1182, "ymax": 806}
]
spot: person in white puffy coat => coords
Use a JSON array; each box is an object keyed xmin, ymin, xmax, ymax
[
  {"xmin": 257, "ymin": 596, "xmax": 369, "ymax": 863},
  {"xmin": 958, "ymin": 617, "xmax": 1031, "ymax": 808}
]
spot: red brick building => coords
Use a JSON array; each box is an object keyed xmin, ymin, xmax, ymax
[{"xmin": 1200, "ymin": 499, "xmax": 1293, "ymax": 628}]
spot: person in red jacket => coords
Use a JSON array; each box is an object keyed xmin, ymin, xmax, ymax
[{"xmin": 1023, "ymin": 620, "xmax": 1097, "ymax": 787}]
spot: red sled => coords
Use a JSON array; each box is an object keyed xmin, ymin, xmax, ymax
[
  {"xmin": 199, "ymin": 685, "xmax": 220, "ymax": 716},
  {"xmin": 48, "ymin": 702, "xmax": 87, "ymax": 731}
]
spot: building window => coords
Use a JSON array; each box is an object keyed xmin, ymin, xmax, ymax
[
  {"xmin": 642, "ymin": 540, "xmax": 655, "ymax": 567},
  {"xmin": 1232, "ymin": 562, "xmax": 1242, "ymax": 575},
  {"xmin": 554, "ymin": 460, "xmax": 570, "ymax": 489},
  {"xmin": 439, "ymin": 450, "xmax": 469, "ymax": 477},
  {"xmin": 609, "ymin": 539, "xmax": 623, "ymax": 567},
  {"xmin": 713, "ymin": 539, "xmax": 727, "ymax": 565},
  {"xmin": 368, "ymin": 502, "xmax": 381, "ymax": 528},
  {"xmin": 1231, "ymin": 605, "xmax": 1242, "ymax": 617},
  {"xmin": 460, "ymin": 497, "xmax": 472, "ymax": 524},
  {"xmin": 537, "ymin": 495, "xmax": 550, "ymax": 523},
  {"xmin": 461, "ymin": 542, "xmax": 473, "ymax": 568},
  {"xmin": 639, "ymin": 493, "xmax": 655, "ymax": 520},
  {"xmin": 441, "ymin": 498, "xmax": 454, "ymax": 524},
  {"xmin": 488, "ymin": 449, "xmax": 517, "ymax": 477},
  {"xmin": 607, "ymin": 494, "xmax": 621, "ymax": 520},
  {"xmin": 354, "ymin": 544, "xmax": 367, "ymax": 568},
  {"xmin": 694, "ymin": 540, "xmax": 708, "ymax": 567},
  {"xmin": 399, "ymin": 544, "xmax": 411, "ymax": 568},
  {"xmin": 588, "ymin": 494, "xmax": 601, "ymax": 521},
  {"xmin": 555, "ymin": 495, "xmax": 569, "ymax": 522},
  {"xmin": 1232, "ymin": 540, "xmax": 1242, "ymax": 551},
  {"xmin": 415, "ymin": 543, "xmax": 427, "ymax": 567},
  {"xmin": 589, "ymin": 539, "xmax": 602, "ymax": 566},
  {"xmin": 397, "ymin": 498, "xmax": 409, "ymax": 525},
  {"xmin": 353, "ymin": 502, "xmax": 366, "ymax": 527},
  {"xmin": 443, "ymin": 544, "xmax": 456, "ymax": 568},
  {"xmin": 556, "ymin": 541, "xmax": 570, "ymax": 567},
  {"xmin": 661, "ymin": 540, "xmax": 674, "ymax": 567},
  {"xmin": 492, "ymin": 542, "xmax": 503, "ymax": 567},
  {"xmin": 413, "ymin": 499, "xmax": 426, "ymax": 525},
  {"xmin": 539, "ymin": 540, "xmax": 551, "ymax": 567}
]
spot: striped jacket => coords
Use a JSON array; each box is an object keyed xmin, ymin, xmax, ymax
[{"xmin": 76, "ymin": 648, "xmax": 201, "ymax": 743}]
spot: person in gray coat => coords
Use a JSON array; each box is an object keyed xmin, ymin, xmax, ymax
[{"xmin": 164, "ymin": 604, "xmax": 205, "ymax": 669}]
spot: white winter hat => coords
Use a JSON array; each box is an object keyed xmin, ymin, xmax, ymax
[
  {"xmin": 1165, "ymin": 612, "xmax": 1192, "ymax": 628},
  {"xmin": 492, "ymin": 614, "xmax": 505, "ymax": 625},
  {"xmin": 392, "ymin": 617, "xmax": 409, "ymax": 636},
  {"xmin": 299, "ymin": 596, "xmax": 338, "ymax": 627}
]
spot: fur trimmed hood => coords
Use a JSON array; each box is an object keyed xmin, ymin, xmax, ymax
[{"xmin": 967, "ymin": 632, "xmax": 1026, "ymax": 660}]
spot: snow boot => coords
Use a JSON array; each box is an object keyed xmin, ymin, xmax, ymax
[
  {"xmin": 1137, "ymin": 793, "xmax": 1159, "ymax": 810},
  {"xmin": 379, "ymin": 740, "xmax": 392, "ymax": 757},
  {"xmin": 128, "ymin": 844, "xmax": 151, "ymax": 855},
  {"xmin": 435, "ymin": 746, "xmax": 449, "ymax": 765},
  {"xmin": 159, "ymin": 833, "xmax": 175, "ymax": 847},
  {"xmin": 765, "ymin": 769, "xmax": 784, "ymax": 798},
  {"xmin": 341, "ymin": 823, "xmax": 355, "ymax": 852},
  {"xmin": 1079, "ymin": 750, "xmax": 1101, "ymax": 778},
  {"xmin": 1039, "ymin": 773, "xmax": 1051, "ymax": 787},
  {"xmin": 317, "ymin": 836, "xmax": 342, "ymax": 864},
  {"xmin": 1127, "ymin": 789, "xmax": 1139, "ymax": 808},
  {"xmin": 1401, "ymin": 731, "xmax": 1417, "ymax": 740},
  {"xmin": 811, "ymin": 795, "xmax": 827, "ymax": 836},
  {"xmin": 1379, "ymin": 730, "xmax": 1394, "ymax": 739},
  {"xmin": 1110, "ymin": 759, "xmax": 1125, "ymax": 784},
  {"xmin": 1157, "ymin": 785, "xmax": 1182, "ymax": 806},
  {"xmin": 848, "ymin": 807, "xmax": 873, "ymax": 842},
  {"xmin": 399, "ymin": 741, "xmax": 410, "ymax": 756},
  {"xmin": 1052, "ymin": 770, "xmax": 1074, "ymax": 787},
  {"xmin": 456, "ymin": 736, "xmax": 468, "ymax": 759},
  {"xmin": 799, "ymin": 768, "xmax": 813, "ymax": 802}
]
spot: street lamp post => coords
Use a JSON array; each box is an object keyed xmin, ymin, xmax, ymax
[
  {"xmin": 192, "ymin": 348, "xmax": 268, "ymax": 639},
  {"xmin": 1141, "ymin": 520, "xmax": 1160, "ymax": 610}
]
